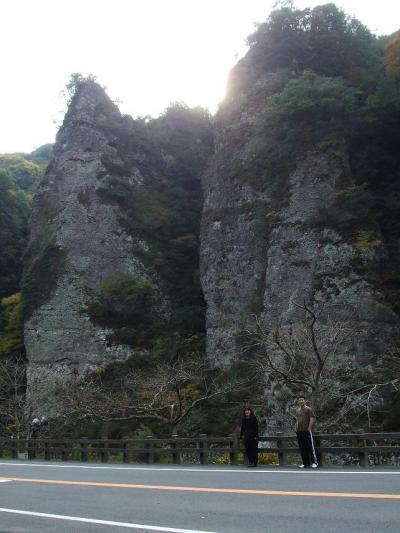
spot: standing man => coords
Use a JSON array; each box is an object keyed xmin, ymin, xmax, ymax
[{"xmin": 295, "ymin": 396, "xmax": 318, "ymax": 468}]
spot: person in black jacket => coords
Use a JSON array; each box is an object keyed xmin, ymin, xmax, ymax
[{"xmin": 240, "ymin": 407, "xmax": 259, "ymax": 467}]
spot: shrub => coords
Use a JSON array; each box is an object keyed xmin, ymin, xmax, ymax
[
  {"xmin": 21, "ymin": 238, "xmax": 66, "ymax": 322},
  {"xmin": 0, "ymin": 293, "xmax": 23, "ymax": 354}
]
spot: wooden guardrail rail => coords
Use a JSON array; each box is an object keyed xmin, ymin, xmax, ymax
[{"xmin": 0, "ymin": 432, "xmax": 399, "ymax": 467}]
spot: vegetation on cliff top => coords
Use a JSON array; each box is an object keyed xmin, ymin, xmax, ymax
[{"xmin": 0, "ymin": 147, "xmax": 51, "ymax": 358}]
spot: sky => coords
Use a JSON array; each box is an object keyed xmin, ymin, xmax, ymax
[{"xmin": 1, "ymin": 0, "xmax": 399, "ymax": 154}]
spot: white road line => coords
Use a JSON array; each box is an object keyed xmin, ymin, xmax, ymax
[
  {"xmin": 0, "ymin": 508, "xmax": 218, "ymax": 532},
  {"xmin": 0, "ymin": 462, "xmax": 399, "ymax": 475},
  {"xmin": 0, "ymin": 479, "xmax": 11, "ymax": 482}
]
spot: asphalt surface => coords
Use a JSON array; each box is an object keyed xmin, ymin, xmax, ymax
[{"xmin": 0, "ymin": 461, "xmax": 399, "ymax": 533}]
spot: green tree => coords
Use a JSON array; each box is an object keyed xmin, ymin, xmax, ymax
[
  {"xmin": 0, "ymin": 293, "xmax": 23, "ymax": 354},
  {"xmin": 246, "ymin": 72, "xmax": 359, "ymax": 198},
  {"xmin": 0, "ymin": 170, "xmax": 29, "ymax": 298},
  {"xmin": 0, "ymin": 155, "xmax": 45, "ymax": 193},
  {"xmin": 246, "ymin": 4, "xmax": 380, "ymax": 86}
]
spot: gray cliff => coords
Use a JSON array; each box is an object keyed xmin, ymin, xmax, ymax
[
  {"xmin": 23, "ymin": 70, "xmax": 399, "ymax": 413},
  {"xmin": 23, "ymin": 80, "xmax": 213, "ymax": 413},
  {"xmin": 200, "ymin": 63, "xmax": 398, "ymax": 362},
  {"xmin": 23, "ymin": 82, "xmax": 169, "ymax": 413}
]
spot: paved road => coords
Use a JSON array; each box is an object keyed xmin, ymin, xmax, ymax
[{"xmin": 0, "ymin": 461, "xmax": 399, "ymax": 532}]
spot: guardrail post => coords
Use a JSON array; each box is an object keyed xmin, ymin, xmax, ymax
[
  {"xmin": 146, "ymin": 436, "xmax": 155, "ymax": 464},
  {"xmin": 0, "ymin": 438, "xmax": 3, "ymax": 458},
  {"xmin": 356, "ymin": 437, "xmax": 367, "ymax": 467},
  {"xmin": 101, "ymin": 436, "xmax": 109, "ymax": 463},
  {"xmin": 172, "ymin": 434, "xmax": 181, "ymax": 464},
  {"xmin": 79, "ymin": 438, "xmax": 87, "ymax": 462},
  {"xmin": 122, "ymin": 437, "xmax": 129, "ymax": 463},
  {"xmin": 230, "ymin": 434, "xmax": 239, "ymax": 465},
  {"xmin": 27, "ymin": 438, "xmax": 35, "ymax": 460},
  {"xmin": 33, "ymin": 437, "xmax": 38, "ymax": 459},
  {"xmin": 276, "ymin": 432, "xmax": 286, "ymax": 466},
  {"xmin": 199, "ymin": 434, "xmax": 208, "ymax": 465},
  {"xmin": 80, "ymin": 437, "xmax": 88, "ymax": 462},
  {"xmin": 61, "ymin": 441, "xmax": 69, "ymax": 461},
  {"xmin": 44, "ymin": 440, "xmax": 51, "ymax": 461},
  {"xmin": 11, "ymin": 437, "xmax": 18, "ymax": 459}
]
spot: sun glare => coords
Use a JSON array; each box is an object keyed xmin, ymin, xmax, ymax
[{"xmin": 0, "ymin": 0, "xmax": 399, "ymax": 152}]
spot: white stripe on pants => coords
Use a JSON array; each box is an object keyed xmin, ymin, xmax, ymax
[{"xmin": 309, "ymin": 431, "xmax": 318, "ymax": 465}]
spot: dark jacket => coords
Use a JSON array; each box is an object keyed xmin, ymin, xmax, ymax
[{"xmin": 240, "ymin": 415, "xmax": 259, "ymax": 439}]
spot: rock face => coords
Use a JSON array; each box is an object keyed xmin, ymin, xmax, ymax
[
  {"xmin": 200, "ymin": 65, "xmax": 398, "ymax": 363},
  {"xmin": 23, "ymin": 83, "xmax": 154, "ymax": 411},
  {"xmin": 23, "ymin": 80, "xmax": 213, "ymax": 414},
  {"xmin": 259, "ymin": 147, "xmax": 397, "ymax": 355},
  {"xmin": 24, "ymin": 71, "xmax": 399, "ymax": 412},
  {"xmin": 200, "ymin": 135, "xmax": 269, "ymax": 363}
]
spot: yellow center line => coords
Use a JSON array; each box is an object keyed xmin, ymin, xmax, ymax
[{"xmin": 1, "ymin": 477, "xmax": 399, "ymax": 500}]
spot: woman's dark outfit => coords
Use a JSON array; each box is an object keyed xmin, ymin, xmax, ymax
[{"xmin": 240, "ymin": 415, "xmax": 259, "ymax": 466}]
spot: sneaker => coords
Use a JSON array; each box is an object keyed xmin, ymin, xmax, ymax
[
  {"xmin": 298, "ymin": 464, "xmax": 305, "ymax": 468},
  {"xmin": 311, "ymin": 463, "xmax": 318, "ymax": 469}
]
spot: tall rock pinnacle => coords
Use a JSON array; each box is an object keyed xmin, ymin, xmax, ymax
[
  {"xmin": 23, "ymin": 80, "xmax": 167, "ymax": 414},
  {"xmin": 200, "ymin": 61, "xmax": 399, "ymax": 364}
]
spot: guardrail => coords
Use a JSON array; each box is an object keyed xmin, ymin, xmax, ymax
[{"xmin": 0, "ymin": 432, "xmax": 399, "ymax": 467}]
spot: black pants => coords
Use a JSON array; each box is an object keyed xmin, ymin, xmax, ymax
[
  {"xmin": 296, "ymin": 430, "xmax": 317, "ymax": 467},
  {"xmin": 244, "ymin": 436, "xmax": 258, "ymax": 466}
]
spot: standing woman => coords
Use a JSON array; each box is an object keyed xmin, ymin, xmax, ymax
[{"xmin": 240, "ymin": 407, "xmax": 259, "ymax": 467}]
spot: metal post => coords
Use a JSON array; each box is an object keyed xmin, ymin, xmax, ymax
[
  {"xmin": 81, "ymin": 437, "xmax": 88, "ymax": 462},
  {"xmin": 27, "ymin": 437, "xmax": 35, "ymax": 460},
  {"xmin": 199, "ymin": 434, "xmax": 208, "ymax": 465},
  {"xmin": 44, "ymin": 441, "xmax": 51, "ymax": 461},
  {"xmin": 146, "ymin": 436, "xmax": 155, "ymax": 464},
  {"xmin": 122, "ymin": 437, "xmax": 129, "ymax": 463},
  {"xmin": 101, "ymin": 436, "xmax": 109, "ymax": 463},
  {"xmin": 61, "ymin": 441, "xmax": 68, "ymax": 461},
  {"xmin": 11, "ymin": 436, "xmax": 18, "ymax": 459},
  {"xmin": 356, "ymin": 437, "xmax": 367, "ymax": 467}
]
